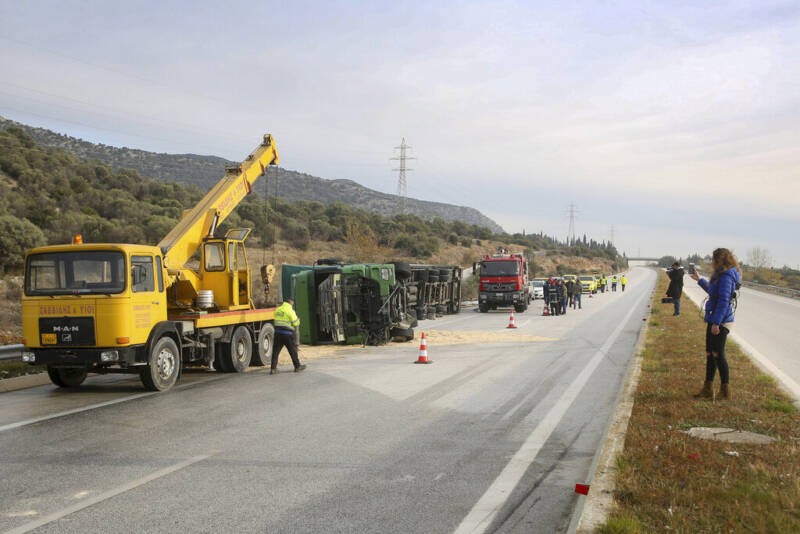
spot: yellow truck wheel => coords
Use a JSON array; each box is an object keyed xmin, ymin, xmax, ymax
[
  {"xmin": 221, "ymin": 326, "xmax": 252, "ymax": 373},
  {"xmin": 47, "ymin": 366, "xmax": 88, "ymax": 388},
  {"xmin": 140, "ymin": 337, "xmax": 180, "ymax": 391},
  {"xmin": 252, "ymin": 324, "xmax": 274, "ymax": 367}
]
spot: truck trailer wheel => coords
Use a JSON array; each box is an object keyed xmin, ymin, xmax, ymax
[
  {"xmin": 479, "ymin": 302, "xmax": 489, "ymax": 313},
  {"xmin": 221, "ymin": 326, "xmax": 252, "ymax": 373},
  {"xmin": 390, "ymin": 327, "xmax": 414, "ymax": 342},
  {"xmin": 391, "ymin": 261, "xmax": 412, "ymax": 280},
  {"xmin": 252, "ymin": 323, "xmax": 274, "ymax": 367},
  {"xmin": 47, "ymin": 366, "xmax": 88, "ymax": 388},
  {"xmin": 141, "ymin": 337, "xmax": 180, "ymax": 391}
]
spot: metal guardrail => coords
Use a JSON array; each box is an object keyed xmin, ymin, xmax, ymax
[
  {"xmin": 0, "ymin": 344, "xmax": 24, "ymax": 361},
  {"xmin": 741, "ymin": 280, "xmax": 800, "ymax": 299}
]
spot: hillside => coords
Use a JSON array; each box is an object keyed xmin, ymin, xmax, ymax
[{"xmin": 0, "ymin": 116, "xmax": 503, "ymax": 233}]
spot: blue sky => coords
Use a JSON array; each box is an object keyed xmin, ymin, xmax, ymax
[{"xmin": 1, "ymin": 1, "xmax": 798, "ymax": 266}]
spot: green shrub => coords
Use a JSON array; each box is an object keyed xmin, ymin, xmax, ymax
[{"xmin": 0, "ymin": 215, "xmax": 47, "ymax": 272}]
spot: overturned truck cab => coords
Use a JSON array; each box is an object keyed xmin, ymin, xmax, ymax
[{"xmin": 282, "ymin": 261, "xmax": 461, "ymax": 346}]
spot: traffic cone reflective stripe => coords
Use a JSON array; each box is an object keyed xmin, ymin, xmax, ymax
[
  {"xmin": 414, "ymin": 331, "xmax": 432, "ymax": 364},
  {"xmin": 507, "ymin": 309, "xmax": 517, "ymax": 328},
  {"xmin": 542, "ymin": 303, "xmax": 549, "ymax": 316}
]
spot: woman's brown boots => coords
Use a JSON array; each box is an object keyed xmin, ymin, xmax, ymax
[
  {"xmin": 694, "ymin": 381, "xmax": 713, "ymax": 398},
  {"xmin": 718, "ymin": 383, "xmax": 730, "ymax": 399}
]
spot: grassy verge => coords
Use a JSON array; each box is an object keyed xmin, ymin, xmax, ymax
[
  {"xmin": 599, "ymin": 271, "xmax": 800, "ymax": 533},
  {"xmin": 0, "ymin": 360, "xmax": 45, "ymax": 379}
]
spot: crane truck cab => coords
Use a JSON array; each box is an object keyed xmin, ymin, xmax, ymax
[{"xmin": 20, "ymin": 135, "xmax": 281, "ymax": 392}]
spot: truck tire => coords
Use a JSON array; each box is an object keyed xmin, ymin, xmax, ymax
[
  {"xmin": 439, "ymin": 268, "xmax": 452, "ymax": 281},
  {"xmin": 252, "ymin": 323, "xmax": 274, "ymax": 367},
  {"xmin": 479, "ymin": 302, "xmax": 489, "ymax": 313},
  {"xmin": 390, "ymin": 327, "xmax": 414, "ymax": 342},
  {"xmin": 449, "ymin": 286, "xmax": 461, "ymax": 314},
  {"xmin": 221, "ymin": 326, "xmax": 252, "ymax": 373},
  {"xmin": 47, "ymin": 366, "xmax": 87, "ymax": 388},
  {"xmin": 140, "ymin": 337, "xmax": 180, "ymax": 391},
  {"xmin": 391, "ymin": 261, "xmax": 412, "ymax": 280}
]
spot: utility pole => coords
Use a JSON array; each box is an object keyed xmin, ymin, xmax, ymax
[
  {"xmin": 566, "ymin": 202, "xmax": 578, "ymax": 245},
  {"xmin": 390, "ymin": 138, "xmax": 414, "ymax": 214},
  {"xmin": 610, "ymin": 225, "xmax": 615, "ymax": 245}
]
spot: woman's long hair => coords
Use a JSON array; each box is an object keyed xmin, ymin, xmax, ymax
[{"xmin": 711, "ymin": 248, "xmax": 741, "ymax": 280}]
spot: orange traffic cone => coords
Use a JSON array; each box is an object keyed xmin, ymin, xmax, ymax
[
  {"xmin": 507, "ymin": 309, "xmax": 517, "ymax": 328},
  {"xmin": 414, "ymin": 332, "xmax": 432, "ymax": 364},
  {"xmin": 542, "ymin": 303, "xmax": 550, "ymax": 316}
]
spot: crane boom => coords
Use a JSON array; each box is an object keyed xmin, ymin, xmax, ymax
[{"xmin": 158, "ymin": 134, "xmax": 279, "ymax": 270}]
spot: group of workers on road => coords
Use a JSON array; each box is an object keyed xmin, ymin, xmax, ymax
[
  {"xmin": 542, "ymin": 273, "xmax": 628, "ymax": 316},
  {"xmin": 542, "ymin": 278, "xmax": 581, "ymax": 316}
]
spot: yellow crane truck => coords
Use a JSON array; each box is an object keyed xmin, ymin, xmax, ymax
[{"xmin": 20, "ymin": 135, "xmax": 280, "ymax": 391}]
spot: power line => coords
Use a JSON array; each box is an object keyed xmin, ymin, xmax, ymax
[{"xmin": 390, "ymin": 138, "xmax": 414, "ymax": 214}]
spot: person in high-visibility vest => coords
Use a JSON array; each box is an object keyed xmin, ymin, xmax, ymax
[
  {"xmin": 271, "ymin": 297, "xmax": 306, "ymax": 374},
  {"xmin": 621, "ymin": 274, "xmax": 628, "ymax": 292},
  {"xmin": 611, "ymin": 275, "xmax": 618, "ymax": 292}
]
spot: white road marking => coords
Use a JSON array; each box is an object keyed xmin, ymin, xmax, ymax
[
  {"xmin": 0, "ymin": 392, "xmax": 155, "ymax": 433},
  {"xmin": 453, "ymin": 288, "xmax": 647, "ymax": 533},
  {"xmin": 0, "ymin": 374, "xmax": 232, "ymax": 434},
  {"xmin": 2, "ymin": 454, "xmax": 214, "ymax": 534}
]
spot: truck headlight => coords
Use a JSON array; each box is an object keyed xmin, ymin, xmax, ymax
[
  {"xmin": 100, "ymin": 350, "xmax": 119, "ymax": 362},
  {"xmin": 21, "ymin": 351, "xmax": 35, "ymax": 363}
]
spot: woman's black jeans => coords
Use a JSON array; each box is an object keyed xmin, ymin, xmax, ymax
[{"xmin": 705, "ymin": 323, "xmax": 730, "ymax": 383}]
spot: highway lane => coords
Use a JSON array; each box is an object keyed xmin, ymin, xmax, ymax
[
  {"xmin": 0, "ymin": 268, "xmax": 655, "ymax": 534},
  {"xmin": 682, "ymin": 278, "xmax": 800, "ymax": 403}
]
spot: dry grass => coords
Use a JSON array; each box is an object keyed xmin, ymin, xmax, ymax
[{"xmin": 600, "ymin": 272, "xmax": 800, "ymax": 533}]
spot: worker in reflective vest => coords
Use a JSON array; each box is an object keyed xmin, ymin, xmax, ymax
[
  {"xmin": 612, "ymin": 275, "xmax": 618, "ymax": 292},
  {"xmin": 621, "ymin": 274, "xmax": 628, "ymax": 292},
  {"xmin": 271, "ymin": 297, "xmax": 306, "ymax": 374}
]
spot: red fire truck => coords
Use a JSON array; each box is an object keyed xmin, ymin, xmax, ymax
[{"xmin": 474, "ymin": 251, "xmax": 531, "ymax": 313}]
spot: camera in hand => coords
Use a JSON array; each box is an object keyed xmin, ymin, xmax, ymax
[{"xmin": 688, "ymin": 263, "xmax": 696, "ymax": 275}]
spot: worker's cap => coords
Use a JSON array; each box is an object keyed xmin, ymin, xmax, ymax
[{"xmin": 672, "ymin": 262, "xmax": 680, "ymax": 267}]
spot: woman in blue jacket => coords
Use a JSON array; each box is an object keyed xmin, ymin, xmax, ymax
[{"xmin": 690, "ymin": 248, "xmax": 741, "ymax": 399}]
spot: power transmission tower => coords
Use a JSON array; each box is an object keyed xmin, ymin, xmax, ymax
[
  {"xmin": 566, "ymin": 202, "xmax": 579, "ymax": 245},
  {"xmin": 390, "ymin": 138, "xmax": 414, "ymax": 214}
]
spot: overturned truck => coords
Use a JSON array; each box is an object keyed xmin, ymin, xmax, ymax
[{"xmin": 281, "ymin": 261, "xmax": 461, "ymax": 346}]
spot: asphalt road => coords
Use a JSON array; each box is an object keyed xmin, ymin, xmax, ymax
[
  {"xmin": 682, "ymin": 278, "xmax": 800, "ymax": 404},
  {"xmin": 0, "ymin": 268, "xmax": 655, "ymax": 534}
]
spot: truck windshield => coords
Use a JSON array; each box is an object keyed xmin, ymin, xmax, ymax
[
  {"xmin": 25, "ymin": 251, "xmax": 126, "ymax": 296},
  {"xmin": 532, "ymin": 280, "xmax": 544, "ymax": 287},
  {"xmin": 481, "ymin": 261, "xmax": 519, "ymax": 277},
  {"xmin": 579, "ymin": 276, "xmax": 593, "ymax": 282}
]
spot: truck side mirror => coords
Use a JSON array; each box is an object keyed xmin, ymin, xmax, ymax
[{"xmin": 472, "ymin": 262, "xmax": 477, "ymax": 274}]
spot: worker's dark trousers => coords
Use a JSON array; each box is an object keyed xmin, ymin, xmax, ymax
[{"xmin": 271, "ymin": 331, "xmax": 301, "ymax": 370}]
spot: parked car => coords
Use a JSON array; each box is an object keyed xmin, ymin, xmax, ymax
[
  {"xmin": 578, "ymin": 275, "xmax": 597, "ymax": 294},
  {"xmin": 530, "ymin": 279, "xmax": 546, "ymax": 299}
]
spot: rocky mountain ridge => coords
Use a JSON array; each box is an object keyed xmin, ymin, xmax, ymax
[{"xmin": 0, "ymin": 116, "xmax": 504, "ymax": 233}]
